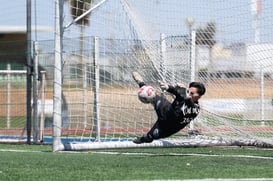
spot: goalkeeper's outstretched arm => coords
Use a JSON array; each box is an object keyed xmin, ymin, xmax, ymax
[{"xmin": 158, "ymin": 80, "xmax": 187, "ymax": 99}]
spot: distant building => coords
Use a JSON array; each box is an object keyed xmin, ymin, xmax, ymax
[
  {"xmin": 0, "ymin": 26, "xmax": 53, "ymax": 69},
  {"xmin": 196, "ymin": 42, "xmax": 273, "ymax": 78}
]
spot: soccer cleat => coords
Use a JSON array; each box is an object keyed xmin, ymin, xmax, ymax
[
  {"xmin": 132, "ymin": 137, "xmax": 144, "ymax": 144},
  {"xmin": 132, "ymin": 72, "xmax": 145, "ymax": 87},
  {"xmin": 132, "ymin": 135, "xmax": 153, "ymax": 144},
  {"xmin": 188, "ymin": 129, "xmax": 202, "ymax": 136}
]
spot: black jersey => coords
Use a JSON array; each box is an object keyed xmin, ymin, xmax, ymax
[{"xmin": 148, "ymin": 85, "xmax": 200, "ymax": 139}]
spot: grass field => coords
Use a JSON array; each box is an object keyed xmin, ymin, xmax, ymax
[{"xmin": 1, "ymin": 144, "xmax": 273, "ymax": 181}]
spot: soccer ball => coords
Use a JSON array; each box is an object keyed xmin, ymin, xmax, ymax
[{"xmin": 137, "ymin": 85, "xmax": 156, "ymax": 104}]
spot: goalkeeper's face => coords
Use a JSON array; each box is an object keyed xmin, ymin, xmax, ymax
[{"xmin": 187, "ymin": 87, "xmax": 200, "ymax": 102}]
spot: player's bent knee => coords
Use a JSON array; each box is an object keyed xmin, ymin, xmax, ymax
[{"xmin": 152, "ymin": 128, "xmax": 160, "ymax": 139}]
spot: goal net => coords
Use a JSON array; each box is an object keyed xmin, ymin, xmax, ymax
[{"xmin": 51, "ymin": 0, "xmax": 273, "ymax": 151}]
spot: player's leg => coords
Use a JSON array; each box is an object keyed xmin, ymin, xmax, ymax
[
  {"xmin": 132, "ymin": 71, "xmax": 145, "ymax": 88},
  {"xmin": 132, "ymin": 94, "xmax": 171, "ymax": 144},
  {"xmin": 153, "ymin": 94, "xmax": 171, "ymax": 120},
  {"xmin": 133, "ymin": 122, "xmax": 160, "ymax": 144},
  {"xmin": 132, "ymin": 133, "xmax": 153, "ymax": 144}
]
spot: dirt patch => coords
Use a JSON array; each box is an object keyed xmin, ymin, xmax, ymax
[{"xmin": 0, "ymin": 79, "xmax": 272, "ymax": 117}]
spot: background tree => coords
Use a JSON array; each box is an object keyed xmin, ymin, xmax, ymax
[
  {"xmin": 195, "ymin": 22, "xmax": 217, "ymax": 81},
  {"xmin": 70, "ymin": 0, "xmax": 92, "ymax": 25},
  {"xmin": 69, "ymin": 0, "xmax": 92, "ymax": 128},
  {"xmin": 68, "ymin": 0, "xmax": 92, "ymax": 77},
  {"xmin": 196, "ymin": 21, "xmax": 216, "ymax": 48}
]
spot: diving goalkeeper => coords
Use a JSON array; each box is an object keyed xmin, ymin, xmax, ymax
[{"xmin": 132, "ymin": 72, "xmax": 206, "ymax": 144}]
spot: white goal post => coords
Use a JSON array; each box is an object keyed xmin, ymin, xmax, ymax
[{"xmin": 52, "ymin": 0, "xmax": 273, "ymax": 151}]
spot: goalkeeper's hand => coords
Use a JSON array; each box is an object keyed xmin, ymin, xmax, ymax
[
  {"xmin": 175, "ymin": 83, "xmax": 187, "ymax": 98},
  {"xmin": 176, "ymin": 83, "xmax": 186, "ymax": 89},
  {"xmin": 158, "ymin": 80, "xmax": 169, "ymax": 90}
]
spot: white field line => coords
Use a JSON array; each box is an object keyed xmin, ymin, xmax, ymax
[
  {"xmin": 0, "ymin": 149, "xmax": 44, "ymax": 153},
  {"xmin": 1, "ymin": 148, "xmax": 273, "ymax": 161},
  {"xmin": 93, "ymin": 151, "xmax": 273, "ymax": 160}
]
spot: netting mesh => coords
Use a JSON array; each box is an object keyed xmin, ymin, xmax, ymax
[{"xmin": 55, "ymin": 0, "xmax": 273, "ymax": 149}]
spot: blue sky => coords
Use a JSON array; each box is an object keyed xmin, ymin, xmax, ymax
[{"xmin": 0, "ymin": 0, "xmax": 272, "ymax": 44}]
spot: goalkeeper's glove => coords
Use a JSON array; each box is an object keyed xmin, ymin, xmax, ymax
[
  {"xmin": 158, "ymin": 80, "xmax": 169, "ymax": 90},
  {"xmin": 176, "ymin": 83, "xmax": 186, "ymax": 88},
  {"xmin": 175, "ymin": 83, "xmax": 187, "ymax": 98}
]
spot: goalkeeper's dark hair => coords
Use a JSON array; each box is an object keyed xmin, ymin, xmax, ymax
[{"xmin": 189, "ymin": 82, "xmax": 206, "ymax": 96}]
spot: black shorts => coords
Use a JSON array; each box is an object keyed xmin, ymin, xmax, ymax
[{"xmin": 148, "ymin": 95, "xmax": 187, "ymax": 139}]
